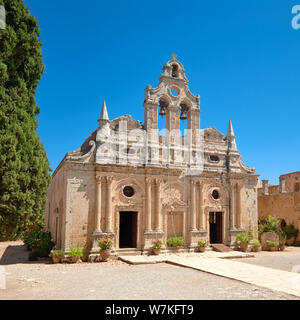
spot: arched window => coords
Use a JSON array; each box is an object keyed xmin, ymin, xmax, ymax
[
  {"xmin": 158, "ymin": 98, "xmax": 168, "ymax": 134},
  {"xmin": 179, "ymin": 102, "xmax": 189, "ymax": 136},
  {"xmin": 295, "ymin": 182, "xmax": 300, "ymax": 192}
]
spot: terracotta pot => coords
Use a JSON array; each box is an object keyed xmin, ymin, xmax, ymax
[
  {"xmin": 240, "ymin": 243, "xmax": 248, "ymax": 252},
  {"xmin": 286, "ymin": 237, "xmax": 296, "ymax": 246},
  {"xmin": 252, "ymin": 246, "xmax": 260, "ymax": 252},
  {"xmin": 269, "ymin": 246, "xmax": 276, "ymax": 251},
  {"xmin": 100, "ymin": 249, "xmax": 111, "ymax": 262},
  {"xmin": 279, "ymin": 245, "xmax": 285, "ymax": 251},
  {"xmin": 52, "ymin": 256, "xmax": 61, "ymax": 264},
  {"xmin": 153, "ymin": 248, "xmax": 160, "ymax": 255},
  {"xmin": 71, "ymin": 256, "xmax": 81, "ymax": 263},
  {"xmin": 199, "ymin": 247, "xmax": 206, "ymax": 253}
]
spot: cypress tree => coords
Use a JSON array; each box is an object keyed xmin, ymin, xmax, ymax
[{"xmin": 0, "ymin": 0, "xmax": 51, "ymax": 240}]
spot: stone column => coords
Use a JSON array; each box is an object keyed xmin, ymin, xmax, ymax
[
  {"xmin": 198, "ymin": 182, "xmax": 205, "ymax": 230},
  {"xmin": 280, "ymin": 178, "xmax": 286, "ymax": 194},
  {"xmin": 190, "ymin": 180, "xmax": 197, "ymax": 231},
  {"xmin": 262, "ymin": 180, "xmax": 269, "ymax": 196},
  {"xmin": 105, "ymin": 176, "xmax": 113, "ymax": 233},
  {"xmin": 145, "ymin": 178, "xmax": 152, "ymax": 232},
  {"xmin": 155, "ymin": 178, "xmax": 162, "ymax": 232},
  {"xmin": 95, "ymin": 176, "xmax": 103, "ymax": 232},
  {"xmin": 230, "ymin": 183, "xmax": 236, "ymax": 229},
  {"xmin": 236, "ymin": 184, "xmax": 242, "ymax": 229}
]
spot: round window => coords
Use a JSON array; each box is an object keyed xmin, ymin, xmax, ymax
[
  {"xmin": 212, "ymin": 189, "xmax": 220, "ymax": 200},
  {"xmin": 170, "ymin": 87, "xmax": 179, "ymax": 96},
  {"xmin": 123, "ymin": 186, "xmax": 135, "ymax": 198}
]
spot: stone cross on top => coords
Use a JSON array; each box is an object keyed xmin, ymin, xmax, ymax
[{"xmin": 171, "ymin": 52, "xmax": 177, "ymax": 60}]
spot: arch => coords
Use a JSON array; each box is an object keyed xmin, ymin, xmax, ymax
[
  {"xmin": 158, "ymin": 97, "xmax": 169, "ymax": 134},
  {"xmin": 179, "ymin": 100, "xmax": 190, "ymax": 135},
  {"xmin": 171, "ymin": 63, "xmax": 179, "ymax": 78}
]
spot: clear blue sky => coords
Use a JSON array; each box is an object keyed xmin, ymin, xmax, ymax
[{"xmin": 24, "ymin": 0, "xmax": 300, "ymax": 185}]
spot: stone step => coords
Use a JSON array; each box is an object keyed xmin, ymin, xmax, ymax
[
  {"xmin": 210, "ymin": 244, "xmax": 233, "ymax": 252},
  {"xmin": 116, "ymin": 248, "xmax": 142, "ymax": 256}
]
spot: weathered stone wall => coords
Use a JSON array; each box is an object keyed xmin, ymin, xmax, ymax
[
  {"xmin": 63, "ymin": 164, "xmax": 96, "ymax": 251},
  {"xmin": 280, "ymin": 172, "xmax": 300, "ymax": 193},
  {"xmin": 45, "ymin": 166, "xmax": 66, "ymax": 249},
  {"xmin": 258, "ymin": 192, "xmax": 300, "ymax": 241}
]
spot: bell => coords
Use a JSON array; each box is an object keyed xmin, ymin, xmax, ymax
[
  {"xmin": 180, "ymin": 110, "xmax": 187, "ymax": 120},
  {"xmin": 159, "ymin": 106, "xmax": 166, "ymax": 116}
]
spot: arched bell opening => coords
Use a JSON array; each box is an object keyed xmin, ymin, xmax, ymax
[
  {"xmin": 179, "ymin": 101, "xmax": 189, "ymax": 136},
  {"xmin": 158, "ymin": 97, "xmax": 168, "ymax": 135},
  {"xmin": 171, "ymin": 64, "xmax": 179, "ymax": 78}
]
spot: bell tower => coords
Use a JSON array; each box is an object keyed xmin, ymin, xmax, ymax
[{"xmin": 143, "ymin": 54, "xmax": 201, "ymax": 138}]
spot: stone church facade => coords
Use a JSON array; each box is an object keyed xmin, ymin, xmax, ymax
[{"xmin": 45, "ymin": 55, "xmax": 259, "ymax": 257}]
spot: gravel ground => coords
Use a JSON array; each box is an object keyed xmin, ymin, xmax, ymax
[
  {"xmin": 232, "ymin": 247, "xmax": 300, "ymax": 272},
  {"xmin": 0, "ymin": 241, "xmax": 299, "ymax": 300}
]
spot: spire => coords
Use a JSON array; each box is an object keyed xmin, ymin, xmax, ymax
[
  {"xmin": 227, "ymin": 120, "xmax": 235, "ymax": 138},
  {"xmin": 99, "ymin": 101, "xmax": 109, "ymax": 122},
  {"xmin": 226, "ymin": 120, "xmax": 237, "ymax": 152}
]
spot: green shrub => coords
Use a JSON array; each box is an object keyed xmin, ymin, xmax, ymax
[
  {"xmin": 283, "ymin": 224, "xmax": 299, "ymax": 240},
  {"xmin": 258, "ymin": 216, "xmax": 281, "ymax": 236},
  {"xmin": 24, "ymin": 229, "xmax": 55, "ymax": 260},
  {"xmin": 278, "ymin": 231, "xmax": 287, "ymax": 246},
  {"xmin": 23, "ymin": 228, "xmax": 44, "ymax": 251},
  {"xmin": 152, "ymin": 240, "xmax": 163, "ymax": 249},
  {"xmin": 50, "ymin": 250, "xmax": 64, "ymax": 258},
  {"xmin": 252, "ymin": 239, "xmax": 261, "ymax": 247},
  {"xmin": 166, "ymin": 237, "xmax": 184, "ymax": 247},
  {"xmin": 236, "ymin": 230, "xmax": 253, "ymax": 244},
  {"xmin": 198, "ymin": 240, "xmax": 207, "ymax": 247},
  {"xmin": 68, "ymin": 247, "xmax": 83, "ymax": 257},
  {"xmin": 294, "ymin": 241, "xmax": 300, "ymax": 247},
  {"xmin": 34, "ymin": 231, "xmax": 55, "ymax": 258},
  {"xmin": 267, "ymin": 241, "xmax": 277, "ymax": 247}
]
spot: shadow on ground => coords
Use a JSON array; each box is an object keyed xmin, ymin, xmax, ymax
[{"xmin": 0, "ymin": 243, "xmax": 51, "ymax": 265}]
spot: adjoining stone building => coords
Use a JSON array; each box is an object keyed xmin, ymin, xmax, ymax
[
  {"xmin": 45, "ymin": 55, "xmax": 259, "ymax": 257},
  {"xmin": 258, "ymin": 172, "xmax": 300, "ymax": 242}
]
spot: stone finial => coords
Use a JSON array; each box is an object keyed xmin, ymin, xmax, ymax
[
  {"xmin": 171, "ymin": 52, "xmax": 177, "ymax": 60},
  {"xmin": 227, "ymin": 120, "xmax": 235, "ymax": 138},
  {"xmin": 262, "ymin": 180, "xmax": 269, "ymax": 196},
  {"xmin": 280, "ymin": 177, "xmax": 286, "ymax": 194}
]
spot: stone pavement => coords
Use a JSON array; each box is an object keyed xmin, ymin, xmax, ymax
[
  {"xmin": 119, "ymin": 252, "xmax": 300, "ymax": 298},
  {"xmin": 118, "ymin": 250, "xmax": 254, "ymax": 264}
]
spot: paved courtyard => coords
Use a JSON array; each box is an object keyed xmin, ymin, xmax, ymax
[
  {"xmin": 232, "ymin": 247, "xmax": 300, "ymax": 272},
  {"xmin": 0, "ymin": 241, "xmax": 299, "ymax": 300}
]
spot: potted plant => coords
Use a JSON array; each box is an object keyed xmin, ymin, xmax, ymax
[
  {"xmin": 283, "ymin": 224, "xmax": 299, "ymax": 246},
  {"xmin": 278, "ymin": 231, "xmax": 287, "ymax": 251},
  {"xmin": 236, "ymin": 230, "xmax": 252, "ymax": 252},
  {"xmin": 251, "ymin": 239, "xmax": 261, "ymax": 252},
  {"xmin": 166, "ymin": 236, "xmax": 184, "ymax": 250},
  {"xmin": 50, "ymin": 249, "xmax": 64, "ymax": 263},
  {"xmin": 152, "ymin": 240, "xmax": 162, "ymax": 255},
  {"xmin": 267, "ymin": 241, "xmax": 277, "ymax": 251},
  {"xmin": 198, "ymin": 240, "xmax": 207, "ymax": 253},
  {"xmin": 68, "ymin": 247, "xmax": 83, "ymax": 263},
  {"xmin": 98, "ymin": 235, "xmax": 113, "ymax": 262},
  {"xmin": 258, "ymin": 216, "xmax": 283, "ymax": 250}
]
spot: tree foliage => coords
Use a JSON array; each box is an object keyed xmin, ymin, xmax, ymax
[{"xmin": 0, "ymin": 0, "xmax": 51, "ymax": 240}]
